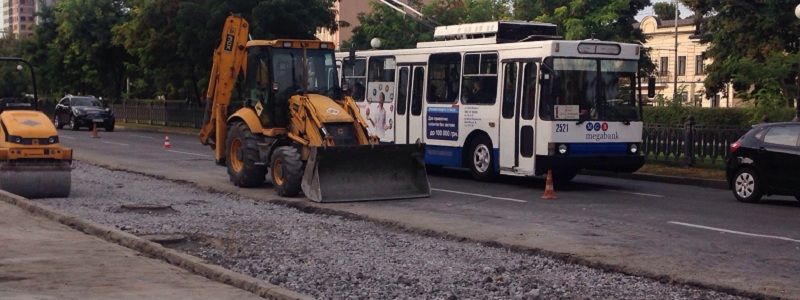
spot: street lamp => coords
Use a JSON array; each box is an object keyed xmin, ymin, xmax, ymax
[{"xmin": 795, "ymin": 4, "xmax": 800, "ymax": 121}]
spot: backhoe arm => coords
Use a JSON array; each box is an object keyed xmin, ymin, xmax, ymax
[{"xmin": 199, "ymin": 15, "xmax": 250, "ymax": 163}]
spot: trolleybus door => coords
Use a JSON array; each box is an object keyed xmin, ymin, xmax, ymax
[
  {"xmin": 498, "ymin": 62, "xmax": 520, "ymax": 173},
  {"xmin": 516, "ymin": 62, "xmax": 538, "ymax": 175},
  {"xmin": 394, "ymin": 66, "xmax": 411, "ymax": 144},
  {"xmin": 408, "ymin": 65, "xmax": 426, "ymax": 144},
  {"xmin": 500, "ymin": 61, "xmax": 537, "ymax": 175}
]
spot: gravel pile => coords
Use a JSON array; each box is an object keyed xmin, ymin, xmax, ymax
[{"xmin": 39, "ymin": 162, "xmax": 746, "ymax": 299}]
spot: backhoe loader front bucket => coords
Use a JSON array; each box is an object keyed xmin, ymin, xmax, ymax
[
  {"xmin": 301, "ymin": 143, "xmax": 430, "ymax": 202},
  {"xmin": 0, "ymin": 161, "xmax": 71, "ymax": 198}
]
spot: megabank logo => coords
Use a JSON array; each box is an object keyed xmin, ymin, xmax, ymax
[{"xmin": 585, "ymin": 122, "xmax": 609, "ymax": 132}]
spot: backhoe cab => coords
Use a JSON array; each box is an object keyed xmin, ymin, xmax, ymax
[{"xmin": 200, "ymin": 16, "xmax": 429, "ymax": 202}]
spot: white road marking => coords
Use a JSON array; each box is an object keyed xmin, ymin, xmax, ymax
[
  {"xmin": 59, "ymin": 135, "xmax": 76, "ymax": 140},
  {"xmin": 131, "ymin": 135, "xmax": 155, "ymax": 139},
  {"xmin": 432, "ymin": 188, "xmax": 528, "ymax": 203},
  {"xmin": 102, "ymin": 141, "xmax": 130, "ymax": 146},
  {"xmin": 167, "ymin": 149, "xmax": 212, "ymax": 158},
  {"xmin": 604, "ymin": 189, "xmax": 665, "ymax": 198},
  {"xmin": 668, "ymin": 221, "xmax": 800, "ymax": 244}
]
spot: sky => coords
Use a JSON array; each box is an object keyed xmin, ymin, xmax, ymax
[{"xmin": 635, "ymin": 0, "xmax": 694, "ymax": 21}]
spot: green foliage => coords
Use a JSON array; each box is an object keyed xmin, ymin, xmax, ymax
[
  {"xmin": 348, "ymin": 0, "xmax": 511, "ymax": 50},
  {"xmin": 643, "ymin": 106, "xmax": 795, "ymax": 127},
  {"xmin": 348, "ymin": 1, "xmax": 433, "ymax": 50},
  {"xmin": 22, "ymin": 1, "xmax": 61, "ymax": 97},
  {"xmin": 51, "ymin": 0, "xmax": 131, "ymax": 99},
  {"xmin": 513, "ymin": 0, "xmax": 650, "ymax": 43},
  {"xmin": 112, "ymin": 0, "xmax": 338, "ymax": 99},
  {"xmin": 653, "ymin": 2, "xmax": 679, "ymax": 21},
  {"xmin": 683, "ymin": 1, "xmax": 800, "ymax": 104}
]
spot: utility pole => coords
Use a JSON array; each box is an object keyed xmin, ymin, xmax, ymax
[{"xmin": 673, "ymin": 0, "xmax": 679, "ymax": 104}]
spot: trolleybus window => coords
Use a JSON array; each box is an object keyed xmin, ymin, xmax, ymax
[
  {"xmin": 501, "ymin": 63, "xmax": 517, "ymax": 119},
  {"xmin": 411, "ymin": 67, "xmax": 424, "ymax": 115},
  {"xmin": 397, "ymin": 67, "xmax": 409, "ymax": 115},
  {"xmin": 461, "ymin": 53, "xmax": 498, "ymax": 105},
  {"xmin": 427, "ymin": 53, "xmax": 461, "ymax": 103},
  {"xmin": 521, "ymin": 63, "xmax": 537, "ymax": 120},
  {"xmin": 540, "ymin": 58, "xmax": 639, "ymax": 122},
  {"xmin": 342, "ymin": 58, "xmax": 366, "ymax": 101},
  {"xmin": 367, "ymin": 56, "xmax": 396, "ymax": 103}
]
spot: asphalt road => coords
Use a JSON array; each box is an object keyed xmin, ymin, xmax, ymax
[{"xmin": 58, "ymin": 127, "xmax": 800, "ymax": 299}]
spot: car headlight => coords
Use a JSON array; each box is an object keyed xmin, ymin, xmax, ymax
[
  {"xmin": 72, "ymin": 108, "xmax": 85, "ymax": 116},
  {"xmin": 558, "ymin": 144, "xmax": 568, "ymax": 155},
  {"xmin": 48, "ymin": 137, "xmax": 57, "ymax": 144},
  {"xmin": 629, "ymin": 143, "xmax": 639, "ymax": 154}
]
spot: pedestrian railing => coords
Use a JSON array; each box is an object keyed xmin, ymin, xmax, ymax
[
  {"xmin": 643, "ymin": 118, "xmax": 748, "ymax": 166},
  {"xmin": 41, "ymin": 100, "xmax": 749, "ymax": 167},
  {"xmin": 109, "ymin": 101, "xmax": 206, "ymax": 128}
]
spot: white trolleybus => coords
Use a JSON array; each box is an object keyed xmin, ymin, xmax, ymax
[{"xmin": 336, "ymin": 21, "xmax": 645, "ymax": 182}]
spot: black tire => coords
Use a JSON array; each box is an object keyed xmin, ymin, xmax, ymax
[
  {"xmin": 732, "ymin": 168, "xmax": 763, "ymax": 203},
  {"xmin": 467, "ymin": 135, "xmax": 497, "ymax": 181},
  {"xmin": 270, "ymin": 146, "xmax": 303, "ymax": 197},
  {"xmin": 553, "ymin": 169, "xmax": 579, "ymax": 184},
  {"xmin": 225, "ymin": 122, "xmax": 267, "ymax": 187},
  {"xmin": 69, "ymin": 116, "xmax": 79, "ymax": 131},
  {"xmin": 54, "ymin": 116, "xmax": 64, "ymax": 129},
  {"xmin": 105, "ymin": 123, "xmax": 114, "ymax": 132}
]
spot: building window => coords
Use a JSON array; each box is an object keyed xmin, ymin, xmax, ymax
[
  {"xmin": 677, "ymin": 56, "xmax": 686, "ymax": 76},
  {"xmin": 659, "ymin": 57, "xmax": 668, "ymax": 76},
  {"xmin": 695, "ymin": 54, "xmax": 704, "ymax": 75}
]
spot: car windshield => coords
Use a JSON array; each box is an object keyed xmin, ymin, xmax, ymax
[
  {"xmin": 540, "ymin": 58, "xmax": 640, "ymax": 122},
  {"xmin": 271, "ymin": 48, "xmax": 339, "ymax": 99},
  {"xmin": 72, "ymin": 97, "xmax": 101, "ymax": 107}
]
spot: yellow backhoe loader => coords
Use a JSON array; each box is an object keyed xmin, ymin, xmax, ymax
[
  {"xmin": 199, "ymin": 16, "xmax": 429, "ymax": 202},
  {"xmin": 0, "ymin": 57, "xmax": 71, "ymax": 198}
]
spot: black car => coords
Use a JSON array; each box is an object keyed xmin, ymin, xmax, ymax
[
  {"xmin": 54, "ymin": 95, "xmax": 115, "ymax": 131},
  {"xmin": 727, "ymin": 122, "xmax": 800, "ymax": 203}
]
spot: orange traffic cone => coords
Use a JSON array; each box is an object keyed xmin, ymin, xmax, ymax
[
  {"xmin": 163, "ymin": 136, "xmax": 171, "ymax": 149},
  {"xmin": 541, "ymin": 169, "xmax": 557, "ymax": 200},
  {"xmin": 91, "ymin": 123, "xmax": 99, "ymax": 138}
]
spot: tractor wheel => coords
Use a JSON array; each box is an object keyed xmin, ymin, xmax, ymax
[
  {"xmin": 225, "ymin": 121, "xmax": 266, "ymax": 187},
  {"xmin": 271, "ymin": 146, "xmax": 303, "ymax": 197}
]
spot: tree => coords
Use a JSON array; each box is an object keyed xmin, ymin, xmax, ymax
[
  {"xmin": 23, "ymin": 1, "xmax": 62, "ymax": 99},
  {"xmin": 683, "ymin": 1, "xmax": 800, "ymax": 108},
  {"xmin": 348, "ymin": 0, "xmax": 511, "ymax": 50},
  {"xmin": 514, "ymin": 0, "xmax": 650, "ymax": 42},
  {"xmin": 114, "ymin": 0, "xmax": 338, "ymax": 100},
  {"xmin": 513, "ymin": 0, "xmax": 654, "ymax": 73},
  {"xmin": 51, "ymin": 0, "xmax": 131, "ymax": 99},
  {"xmin": 653, "ymin": 2, "xmax": 679, "ymax": 20}
]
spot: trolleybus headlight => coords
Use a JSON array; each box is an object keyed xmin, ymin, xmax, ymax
[
  {"xmin": 629, "ymin": 143, "xmax": 639, "ymax": 154},
  {"xmin": 558, "ymin": 144, "xmax": 568, "ymax": 155}
]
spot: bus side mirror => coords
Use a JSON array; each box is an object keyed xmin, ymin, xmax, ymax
[{"xmin": 647, "ymin": 76, "xmax": 656, "ymax": 98}]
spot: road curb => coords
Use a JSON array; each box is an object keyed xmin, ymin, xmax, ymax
[
  {"xmin": 583, "ymin": 170, "xmax": 728, "ymax": 190},
  {"xmin": 0, "ymin": 190, "xmax": 312, "ymax": 300}
]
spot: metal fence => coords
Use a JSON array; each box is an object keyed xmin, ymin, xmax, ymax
[
  {"xmin": 109, "ymin": 102, "xmax": 206, "ymax": 128},
  {"xmin": 643, "ymin": 118, "xmax": 748, "ymax": 166},
  {"xmin": 41, "ymin": 100, "xmax": 748, "ymax": 166}
]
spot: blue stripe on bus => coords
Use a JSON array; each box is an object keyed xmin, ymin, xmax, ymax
[
  {"xmin": 569, "ymin": 143, "xmax": 629, "ymax": 156},
  {"xmin": 424, "ymin": 145, "xmax": 500, "ymax": 172}
]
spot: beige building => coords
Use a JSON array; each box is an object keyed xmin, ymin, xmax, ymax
[{"xmin": 639, "ymin": 15, "xmax": 738, "ymax": 108}]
